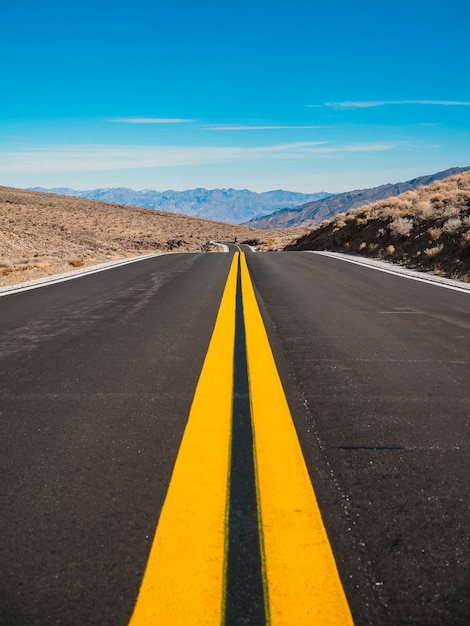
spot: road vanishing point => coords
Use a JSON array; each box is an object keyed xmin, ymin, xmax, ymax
[{"xmin": 1, "ymin": 247, "xmax": 468, "ymax": 625}]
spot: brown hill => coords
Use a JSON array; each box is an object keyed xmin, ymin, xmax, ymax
[
  {"xmin": 247, "ymin": 166, "xmax": 470, "ymax": 229},
  {"xmin": 285, "ymin": 171, "xmax": 470, "ymax": 281},
  {"xmin": 0, "ymin": 186, "xmax": 297, "ymax": 286}
]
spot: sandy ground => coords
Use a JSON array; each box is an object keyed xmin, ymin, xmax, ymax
[{"xmin": 0, "ymin": 186, "xmax": 305, "ymax": 286}]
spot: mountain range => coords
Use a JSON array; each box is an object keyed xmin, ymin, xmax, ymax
[
  {"xmin": 244, "ymin": 166, "xmax": 470, "ymax": 229},
  {"xmin": 29, "ymin": 167, "xmax": 470, "ymax": 229},
  {"xmin": 28, "ymin": 187, "xmax": 329, "ymax": 224}
]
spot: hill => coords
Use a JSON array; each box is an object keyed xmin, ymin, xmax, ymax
[
  {"xmin": 0, "ymin": 187, "xmax": 297, "ymax": 286},
  {"xmin": 246, "ymin": 166, "xmax": 470, "ymax": 229},
  {"xmin": 285, "ymin": 171, "xmax": 470, "ymax": 281},
  {"xmin": 28, "ymin": 187, "xmax": 330, "ymax": 224}
]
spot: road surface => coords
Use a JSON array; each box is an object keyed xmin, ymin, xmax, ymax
[{"xmin": 0, "ymin": 249, "xmax": 468, "ymax": 624}]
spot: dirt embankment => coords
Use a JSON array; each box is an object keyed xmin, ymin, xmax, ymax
[
  {"xmin": 0, "ymin": 186, "xmax": 299, "ymax": 286},
  {"xmin": 286, "ymin": 171, "xmax": 470, "ymax": 281}
]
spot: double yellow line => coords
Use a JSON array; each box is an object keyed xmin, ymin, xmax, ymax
[{"xmin": 129, "ymin": 252, "xmax": 353, "ymax": 625}]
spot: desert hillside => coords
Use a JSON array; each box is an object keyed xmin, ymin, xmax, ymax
[
  {"xmin": 0, "ymin": 187, "xmax": 299, "ymax": 286},
  {"xmin": 286, "ymin": 171, "xmax": 470, "ymax": 281},
  {"xmin": 247, "ymin": 166, "xmax": 470, "ymax": 229}
]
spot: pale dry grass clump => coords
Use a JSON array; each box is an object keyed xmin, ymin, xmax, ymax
[
  {"xmin": 442, "ymin": 217, "xmax": 462, "ymax": 233},
  {"xmin": 332, "ymin": 216, "xmax": 347, "ymax": 230},
  {"xmin": 389, "ymin": 217, "xmax": 414, "ymax": 237},
  {"xmin": 429, "ymin": 227, "xmax": 442, "ymax": 240},
  {"xmin": 441, "ymin": 205, "xmax": 460, "ymax": 218},
  {"xmin": 424, "ymin": 244, "xmax": 444, "ymax": 258},
  {"xmin": 414, "ymin": 199, "xmax": 435, "ymax": 219}
]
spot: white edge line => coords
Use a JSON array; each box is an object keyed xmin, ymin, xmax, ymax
[
  {"xmin": 0, "ymin": 253, "xmax": 166, "ymax": 297},
  {"xmin": 309, "ymin": 251, "xmax": 470, "ymax": 294},
  {"xmin": 210, "ymin": 240, "xmax": 230, "ymax": 252}
]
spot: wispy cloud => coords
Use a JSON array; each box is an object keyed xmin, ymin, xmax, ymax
[
  {"xmin": 0, "ymin": 142, "xmax": 397, "ymax": 175},
  {"xmin": 202, "ymin": 124, "xmax": 328, "ymax": 131},
  {"xmin": 307, "ymin": 100, "xmax": 470, "ymax": 110},
  {"xmin": 110, "ymin": 118, "xmax": 195, "ymax": 124}
]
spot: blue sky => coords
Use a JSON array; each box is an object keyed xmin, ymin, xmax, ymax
[{"xmin": 1, "ymin": 0, "xmax": 469, "ymax": 193}]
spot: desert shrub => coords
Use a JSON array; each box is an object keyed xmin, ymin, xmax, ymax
[
  {"xmin": 380, "ymin": 204, "xmax": 402, "ymax": 219},
  {"xmin": 389, "ymin": 217, "xmax": 414, "ymax": 237},
  {"xmin": 429, "ymin": 227, "xmax": 442, "ymax": 241},
  {"xmin": 414, "ymin": 199, "xmax": 435, "ymax": 219},
  {"xmin": 424, "ymin": 244, "xmax": 444, "ymax": 257},
  {"xmin": 359, "ymin": 242, "xmax": 367, "ymax": 250},
  {"xmin": 68, "ymin": 259, "xmax": 85, "ymax": 267},
  {"xmin": 430, "ymin": 194, "xmax": 445, "ymax": 209},
  {"xmin": 397, "ymin": 200, "xmax": 413, "ymax": 215},
  {"xmin": 443, "ymin": 217, "xmax": 462, "ymax": 233},
  {"xmin": 386, "ymin": 244, "xmax": 395, "ymax": 254},
  {"xmin": 355, "ymin": 217, "xmax": 368, "ymax": 226},
  {"xmin": 441, "ymin": 205, "xmax": 460, "ymax": 218}
]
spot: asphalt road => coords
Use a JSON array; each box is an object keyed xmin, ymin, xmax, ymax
[{"xmin": 1, "ymin": 250, "xmax": 469, "ymax": 624}]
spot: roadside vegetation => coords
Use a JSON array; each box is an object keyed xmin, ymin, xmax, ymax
[{"xmin": 286, "ymin": 171, "xmax": 470, "ymax": 281}]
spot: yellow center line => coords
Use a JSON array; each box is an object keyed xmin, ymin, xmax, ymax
[
  {"xmin": 129, "ymin": 250, "xmax": 353, "ymax": 624},
  {"xmin": 129, "ymin": 253, "xmax": 239, "ymax": 625},
  {"xmin": 240, "ymin": 252, "xmax": 353, "ymax": 625}
]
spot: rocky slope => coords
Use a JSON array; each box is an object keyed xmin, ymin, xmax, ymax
[
  {"xmin": 285, "ymin": 171, "xmax": 470, "ymax": 281},
  {"xmin": 247, "ymin": 166, "xmax": 470, "ymax": 229}
]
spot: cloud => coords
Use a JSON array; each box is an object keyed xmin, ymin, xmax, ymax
[
  {"xmin": 307, "ymin": 100, "xmax": 470, "ymax": 110},
  {"xmin": 0, "ymin": 142, "xmax": 397, "ymax": 175},
  {"xmin": 111, "ymin": 118, "xmax": 195, "ymax": 124},
  {"xmin": 202, "ymin": 124, "xmax": 328, "ymax": 131}
]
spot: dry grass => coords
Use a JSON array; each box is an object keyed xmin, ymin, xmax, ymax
[
  {"xmin": 424, "ymin": 244, "xmax": 444, "ymax": 257},
  {"xmin": 389, "ymin": 217, "xmax": 413, "ymax": 237},
  {"xmin": 443, "ymin": 217, "xmax": 462, "ymax": 233},
  {"xmin": 0, "ymin": 186, "xmax": 299, "ymax": 286},
  {"xmin": 429, "ymin": 227, "xmax": 442, "ymax": 241}
]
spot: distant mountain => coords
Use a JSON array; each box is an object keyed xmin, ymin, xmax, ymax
[
  {"xmin": 244, "ymin": 166, "xmax": 470, "ymax": 229},
  {"xmin": 28, "ymin": 187, "xmax": 330, "ymax": 224}
]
